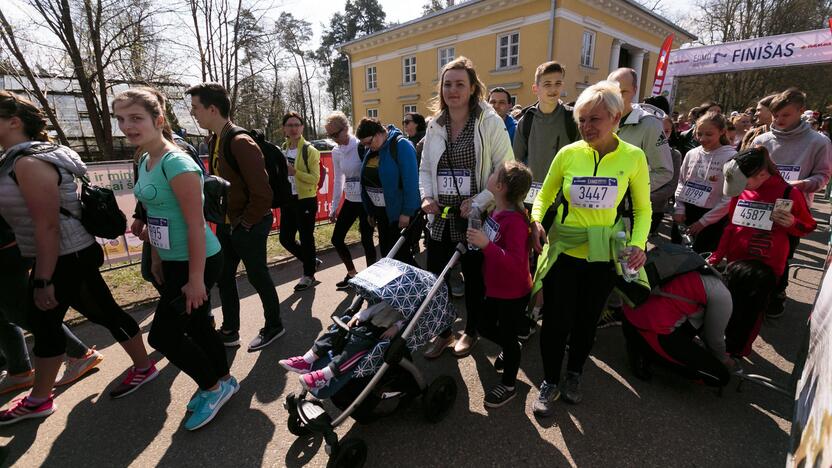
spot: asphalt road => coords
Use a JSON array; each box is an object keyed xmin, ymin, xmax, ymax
[{"xmin": 1, "ymin": 199, "xmax": 829, "ymax": 467}]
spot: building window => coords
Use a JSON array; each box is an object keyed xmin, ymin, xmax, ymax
[
  {"xmin": 403, "ymin": 104, "xmax": 417, "ymax": 115},
  {"xmin": 497, "ymin": 32, "xmax": 519, "ymax": 69},
  {"xmin": 438, "ymin": 46, "xmax": 455, "ymax": 70},
  {"xmin": 366, "ymin": 66, "xmax": 377, "ymax": 90},
  {"xmin": 403, "ymin": 56, "xmax": 417, "ymax": 84},
  {"xmin": 581, "ymin": 31, "xmax": 596, "ymax": 67},
  {"xmin": 367, "ymin": 108, "xmax": 378, "ymax": 119}
]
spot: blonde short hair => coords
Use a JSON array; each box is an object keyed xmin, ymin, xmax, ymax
[
  {"xmin": 573, "ymin": 80, "xmax": 626, "ymax": 124},
  {"xmin": 325, "ymin": 111, "xmax": 350, "ymax": 130}
]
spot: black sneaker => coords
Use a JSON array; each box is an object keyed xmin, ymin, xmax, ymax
[
  {"xmin": 484, "ymin": 384, "xmax": 516, "ymax": 408},
  {"xmin": 335, "ymin": 275, "xmax": 354, "ymax": 291},
  {"xmin": 560, "ymin": 372, "xmax": 583, "ymax": 404},
  {"xmin": 766, "ymin": 292, "xmax": 786, "ymax": 319},
  {"xmin": 247, "ymin": 326, "xmax": 285, "ymax": 352},
  {"xmin": 494, "ymin": 351, "xmax": 505, "ymax": 372},
  {"xmin": 517, "ymin": 322, "xmax": 536, "ymax": 342},
  {"xmin": 219, "ymin": 329, "xmax": 240, "ymax": 348},
  {"xmin": 532, "ymin": 380, "xmax": 560, "ymax": 416}
]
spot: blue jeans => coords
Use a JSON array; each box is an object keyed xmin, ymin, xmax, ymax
[{"xmin": 216, "ymin": 213, "xmax": 282, "ymax": 332}]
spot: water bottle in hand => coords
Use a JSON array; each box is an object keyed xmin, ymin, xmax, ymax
[
  {"xmin": 615, "ymin": 231, "xmax": 639, "ymax": 282},
  {"xmin": 468, "ymin": 203, "xmax": 482, "ymax": 251}
]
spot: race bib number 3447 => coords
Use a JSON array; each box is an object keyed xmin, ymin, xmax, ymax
[
  {"xmin": 732, "ymin": 200, "xmax": 774, "ymax": 231},
  {"xmin": 569, "ymin": 177, "xmax": 618, "ymax": 209}
]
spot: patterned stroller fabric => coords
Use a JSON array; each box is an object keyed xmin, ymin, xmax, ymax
[
  {"xmin": 349, "ymin": 258, "xmax": 456, "ymax": 378},
  {"xmin": 309, "ymin": 259, "xmax": 456, "ymax": 398}
]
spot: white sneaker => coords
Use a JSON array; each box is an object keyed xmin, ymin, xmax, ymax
[{"xmin": 55, "ymin": 347, "xmax": 104, "ymax": 387}]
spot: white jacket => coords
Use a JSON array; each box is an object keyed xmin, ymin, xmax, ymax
[{"xmin": 419, "ymin": 101, "xmax": 513, "ymax": 210}]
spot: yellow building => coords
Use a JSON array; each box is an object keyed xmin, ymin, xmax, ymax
[{"xmin": 339, "ymin": 0, "xmax": 695, "ymax": 124}]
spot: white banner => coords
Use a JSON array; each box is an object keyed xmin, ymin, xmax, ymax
[{"xmin": 658, "ymin": 28, "xmax": 832, "ymax": 96}]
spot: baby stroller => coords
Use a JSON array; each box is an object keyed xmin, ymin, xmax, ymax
[{"xmin": 284, "ymin": 212, "xmax": 463, "ymax": 468}]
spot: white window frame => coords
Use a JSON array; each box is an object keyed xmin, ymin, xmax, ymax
[
  {"xmin": 366, "ymin": 65, "xmax": 377, "ymax": 90},
  {"xmin": 438, "ymin": 46, "xmax": 455, "ymax": 70},
  {"xmin": 581, "ymin": 30, "xmax": 596, "ymax": 67},
  {"xmin": 496, "ymin": 31, "xmax": 520, "ymax": 70},
  {"xmin": 367, "ymin": 108, "xmax": 379, "ymax": 119},
  {"xmin": 402, "ymin": 55, "xmax": 417, "ymax": 84},
  {"xmin": 403, "ymin": 104, "xmax": 417, "ymax": 115}
]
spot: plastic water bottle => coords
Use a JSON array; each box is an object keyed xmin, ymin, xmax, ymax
[
  {"xmin": 616, "ymin": 231, "xmax": 639, "ymax": 282},
  {"xmin": 678, "ymin": 224, "xmax": 695, "ymax": 249},
  {"xmin": 468, "ymin": 203, "xmax": 482, "ymax": 251}
]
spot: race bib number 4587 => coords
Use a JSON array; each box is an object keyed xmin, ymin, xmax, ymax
[
  {"xmin": 569, "ymin": 177, "xmax": 618, "ymax": 209},
  {"xmin": 732, "ymin": 200, "xmax": 774, "ymax": 231}
]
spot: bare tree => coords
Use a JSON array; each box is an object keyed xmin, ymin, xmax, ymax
[
  {"xmin": 0, "ymin": 10, "xmax": 69, "ymax": 145},
  {"xmin": 274, "ymin": 12, "xmax": 317, "ymax": 138}
]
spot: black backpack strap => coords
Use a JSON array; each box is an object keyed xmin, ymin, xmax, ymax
[
  {"xmin": 300, "ymin": 142, "xmax": 313, "ymax": 172},
  {"xmin": 563, "ymin": 104, "xmax": 579, "ymax": 143},
  {"xmin": 356, "ymin": 143, "xmax": 367, "ymax": 161},
  {"xmin": 519, "ymin": 105, "xmax": 535, "ymax": 161}
]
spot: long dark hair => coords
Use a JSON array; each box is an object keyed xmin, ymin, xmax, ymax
[
  {"xmin": 0, "ymin": 91, "xmax": 49, "ymax": 142},
  {"xmin": 724, "ymin": 259, "xmax": 777, "ymax": 313}
]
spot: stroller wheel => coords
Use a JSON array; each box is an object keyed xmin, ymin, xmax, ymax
[
  {"xmin": 327, "ymin": 438, "xmax": 368, "ymax": 468},
  {"xmin": 287, "ymin": 413, "xmax": 312, "ymax": 437},
  {"xmin": 423, "ymin": 375, "xmax": 457, "ymax": 423}
]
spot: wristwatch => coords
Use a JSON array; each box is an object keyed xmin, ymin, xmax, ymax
[{"xmin": 32, "ymin": 278, "xmax": 53, "ymax": 288}]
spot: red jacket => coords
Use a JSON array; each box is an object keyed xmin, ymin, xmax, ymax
[
  {"xmin": 709, "ymin": 174, "xmax": 816, "ymax": 277},
  {"xmin": 481, "ymin": 210, "xmax": 532, "ymax": 299}
]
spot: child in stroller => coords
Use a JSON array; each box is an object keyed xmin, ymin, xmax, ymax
[{"xmin": 279, "ymin": 300, "xmax": 404, "ymax": 391}]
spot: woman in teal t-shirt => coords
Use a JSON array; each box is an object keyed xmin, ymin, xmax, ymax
[{"xmin": 115, "ymin": 87, "xmax": 235, "ymax": 432}]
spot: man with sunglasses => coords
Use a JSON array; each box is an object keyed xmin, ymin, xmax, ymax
[{"xmin": 324, "ymin": 112, "xmax": 377, "ymax": 289}]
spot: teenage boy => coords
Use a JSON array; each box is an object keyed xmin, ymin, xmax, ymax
[
  {"xmin": 489, "ymin": 87, "xmax": 517, "ymax": 142},
  {"xmin": 187, "ymin": 83, "xmax": 285, "ymax": 352},
  {"xmin": 740, "ymin": 94, "xmax": 775, "ymax": 151},
  {"xmin": 751, "ymin": 87, "xmax": 832, "ymax": 316}
]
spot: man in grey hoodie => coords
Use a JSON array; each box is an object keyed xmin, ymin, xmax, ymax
[
  {"xmin": 751, "ymin": 87, "xmax": 831, "ymax": 317},
  {"xmin": 751, "ymin": 88, "xmax": 832, "ymax": 208}
]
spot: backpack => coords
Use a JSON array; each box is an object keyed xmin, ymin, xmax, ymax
[
  {"xmin": 618, "ymin": 242, "xmax": 719, "ymax": 307},
  {"xmin": 154, "ymin": 153, "xmax": 231, "ymax": 226},
  {"xmin": 10, "ymin": 144, "xmax": 126, "ymax": 240},
  {"xmin": 517, "ymin": 102, "xmax": 579, "ymax": 162},
  {"xmin": 300, "ymin": 142, "xmax": 327, "ymax": 192},
  {"xmin": 221, "ymin": 126, "xmax": 292, "ymax": 208}
]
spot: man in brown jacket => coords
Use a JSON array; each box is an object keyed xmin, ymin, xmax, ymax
[{"xmin": 187, "ymin": 83, "xmax": 284, "ymax": 352}]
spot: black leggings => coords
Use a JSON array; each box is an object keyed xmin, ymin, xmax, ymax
[
  {"xmin": 671, "ymin": 203, "xmax": 727, "ymax": 254},
  {"xmin": 622, "ymin": 319, "xmax": 729, "ymax": 387},
  {"xmin": 372, "ymin": 206, "xmax": 416, "ymax": 266},
  {"xmin": 331, "ymin": 200, "xmax": 377, "ymax": 272},
  {"xmin": 479, "ymin": 295, "xmax": 528, "ymax": 386},
  {"xmin": 540, "ymin": 254, "xmax": 616, "ymax": 384},
  {"xmin": 427, "ymin": 224, "xmax": 484, "ymax": 337},
  {"xmin": 280, "ymin": 196, "xmax": 318, "ymax": 276},
  {"xmin": 148, "ymin": 253, "xmax": 229, "ymax": 390},
  {"xmin": 29, "ymin": 243, "xmax": 140, "ymax": 358}
]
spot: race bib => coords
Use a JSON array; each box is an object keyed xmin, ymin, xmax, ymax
[
  {"xmin": 366, "ymin": 187, "xmax": 386, "ymax": 207},
  {"xmin": 569, "ymin": 177, "xmax": 618, "ymax": 209},
  {"xmin": 437, "ymin": 169, "xmax": 471, "ymax": 197},
  {"xmin": 484, "ymin": 216, "xmax": 500, "ymax": 242},
  {"xmin": 357, "ymin": 262, "xmax": 403, "ymax": 288},
  {"xmin": 678, "ymin": 181, "xmax": 712, "ymax": 207},
  {"xmin": 524, "ymin": 182, "xmax": 543, "ymax": 205},
  {"xmin": 287, "ymin": 176, "xmax": 297, "ymax": 195},
  {"xmin": 777, "ymin": 164, "xmax": 801, "ymax": 182},
  {"xmin": 344, "ymin": 177, "xmax": 360, "ymax": 198},
  {"xmin": 147, "ymin": 216, "xmax": 171, "ymax": 250},
  {"xmin": 732, "ymin": 200, "xmax": 774, "ymax": 231}
]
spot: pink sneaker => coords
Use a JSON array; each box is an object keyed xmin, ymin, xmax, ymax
[
  {"xmin": 0, "ymin": 396, "xmax": 55, "ymax": 426},
  {"xmin": 279, "ymin": 356, "xmax": 312, "ymax": 374},
  {"xmin": 299, "ymin": 370, "xmax": 332, "ymax": 391},
  {"xmin": 110, "ymin": 361, "xmax": 159, "ymax": 399}
]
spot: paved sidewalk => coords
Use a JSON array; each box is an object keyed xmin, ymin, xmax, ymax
[{"xmin": 0, "ymin": 199, "xmax": 829, "ymax": 467}]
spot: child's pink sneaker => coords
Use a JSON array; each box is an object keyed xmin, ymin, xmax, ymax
[
  {"xmin": 279, "ymin": 356, "xmax": 311, "ymax": 374},
  {"xmin": 299, "ymin": 370, "xmax": 331, "ymax": 391}
]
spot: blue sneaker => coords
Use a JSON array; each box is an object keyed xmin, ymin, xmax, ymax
[
  {"xmin": 224, "ymin": 376, "xmax": 239, "ymax": 395},
  {"xmin": 187, "ymin": 377, "xmax": 238, "ymax": 413},
  {"xmin": 184, "ymin": 384, "xmax": 233, "ymax": 431}
]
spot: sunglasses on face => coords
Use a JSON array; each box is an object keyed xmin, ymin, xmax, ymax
[{"xmin": 327, "ymin": 127, "xmax": 344, "ymax": 139}]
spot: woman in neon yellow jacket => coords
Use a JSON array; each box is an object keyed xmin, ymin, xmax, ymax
[{"xmin": 529, "ymin": 81, "xmax": 651, "ymax": 416}]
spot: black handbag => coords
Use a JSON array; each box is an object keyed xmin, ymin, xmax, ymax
[{"xmin": 61, "ymin": 175, "xmax": 127, "ymax": 239}]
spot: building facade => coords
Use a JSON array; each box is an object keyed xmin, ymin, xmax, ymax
[{"xmin": 339, "ymin": 0, "xmax": 695, "ymax": 124}]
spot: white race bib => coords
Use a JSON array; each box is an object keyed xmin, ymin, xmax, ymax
[
  {"xmin": 524, "ymin": 182, "xmax": 543, "ymax": 205},
  {"xmin": 437, "ymin": 169, "xmax": 471, "ymax": 197},
  {"xmin": 569, "ymin": 177, "xmax": 618, "ymax": 209},
  {"xmin": 732, "ymin": 200, "xmax": 774, "ymax": 231},
  {"xmin": 777, "ymin": 164, "xmax": 801, "ymax": 182},
  {"xmin": 678, "ymin": 181, "xmax": 713, "ymax": 207},
  {"xmin": 147, "ymin": 216, "xmax": 171, "ymax": 250},
  {"xmin": 344, "ymin": 177, "xmax": 360, "ymax": 198},
  {"xmin": 357, "ymin": 262, "xmax": 403, "ymax": 288},
  {"xmin": 367, "ymin": 187, "xmax": 386, "ymax": 207},
  {"xmin": 287, "ymin": 176, "xmax": 298, "ymax": 195},
  {"xmin": 484, "ymin": 216, "xmax": 500, "ymax": 242}
]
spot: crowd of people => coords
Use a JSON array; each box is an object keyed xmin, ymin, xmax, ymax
[{"xmin": 0, "ymin": 53, "xmax": 830, "ymax": 432}]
